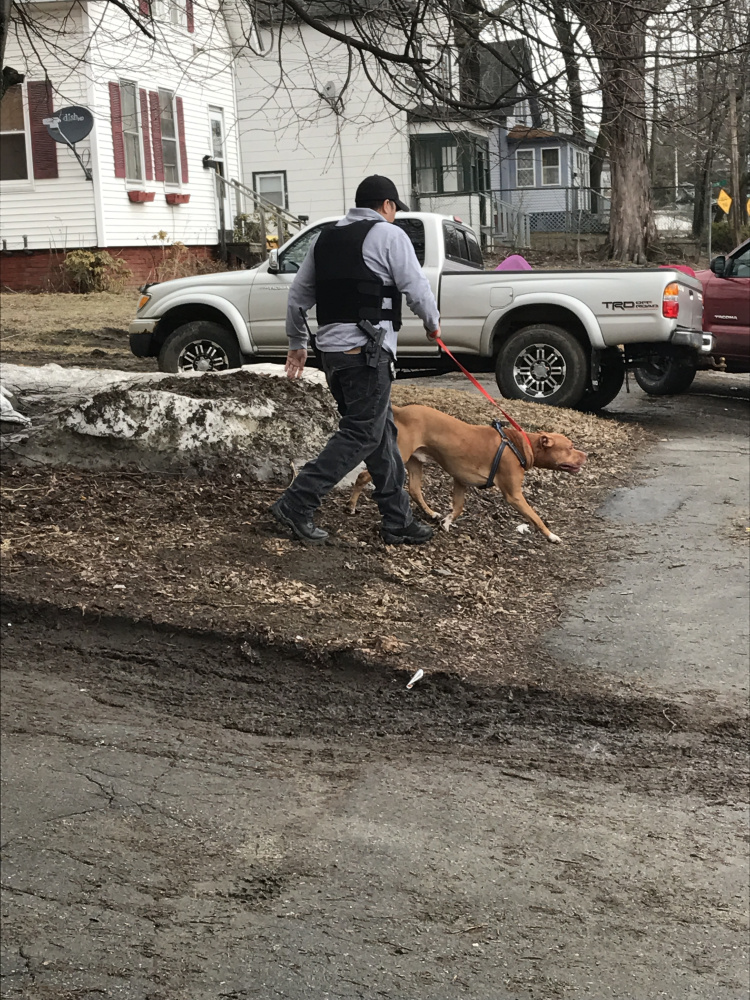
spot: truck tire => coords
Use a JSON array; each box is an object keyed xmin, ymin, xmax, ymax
[
  {"xmin": 496, "ymin": 324, "xmax": 589, "ymax": 408},
  {"xmin": 633, "ymin": 356, "xmax": 697, "ymax": 395},
  {"xmin": 578, "ymin": 349, "xmax": 625, "ymax": 411},
  {"xmin": 158, "ymin": 321, "xmax": 242, "ymax": 374}
]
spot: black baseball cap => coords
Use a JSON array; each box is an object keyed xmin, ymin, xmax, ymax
[{"xmin": 355, "ymin": 174, "xmax": 410, "ymax": 212}]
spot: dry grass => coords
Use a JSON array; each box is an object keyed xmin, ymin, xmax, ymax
[{"xmin": 0, "ymin": 291, "xmax": 137, "ymax": 345}]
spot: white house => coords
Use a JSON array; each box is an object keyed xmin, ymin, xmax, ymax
[
  {"xmin": 0, "ymin": 0, "xmax": 241, "ymax": 288},
  {"xmin": 232, "ymin": 3, "xmax": 494, "ymax": 240}
]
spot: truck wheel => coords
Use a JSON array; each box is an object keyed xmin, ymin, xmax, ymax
[
  {"xmin": 158, "ymin": 321, "xmax": 242, "ymax": 374},
  {"xmin": 633, "ymin": 356, "xmax": 697, "ymax": 395},
  {"xmin": 578, "ymin": 349, "xmax": 625, "ymax": 411},
  {"xmin": 496, "ymin": 325, "xmax": 588, "ymax": 408}
]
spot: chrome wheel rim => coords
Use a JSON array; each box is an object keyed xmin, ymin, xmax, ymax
[
  {"xmin": 177, "ymin": 339, "xmax": 230, "ymax": 373},
  {"xmin": 512, "ymin": 342, "xmax": 567, "ymax": 398}
]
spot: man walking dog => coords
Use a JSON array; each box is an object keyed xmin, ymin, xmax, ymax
[{"xmin": 271, "ymin": 175, "xmax": 441, "ymax": 545}]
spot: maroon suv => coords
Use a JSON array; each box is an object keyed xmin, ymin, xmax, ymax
[{"xmin": 635, "ymin": 238, "xmax": 750, "ymax": 394}]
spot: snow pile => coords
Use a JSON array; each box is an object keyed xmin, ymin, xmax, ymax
[{"xmin": 0, "ymin": 363, "xmax": 337, "ymax": 479}]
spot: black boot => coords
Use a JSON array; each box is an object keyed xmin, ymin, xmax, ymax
[
  {"xmin": 270, "ymin": 500, "xmax": 328, "ymax": 543},
  {"xmin": 381, "ymin": 520, "xmax": 434, "ymax": 545}
]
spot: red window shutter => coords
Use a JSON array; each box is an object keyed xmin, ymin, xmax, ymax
[
  {"xmin": 149, "ymin": 91, "xmax": 164, "ymax": 181},
  {"xmin": 175, "ymin": 96, "xmax": 189, "ymax": 183},
  {"xmin": 108, "ymin": 81, "xmax": 126, "ymax": 178},
  {"xmin": 139, "ymin": 88, "xmax": 153, "ymax": 181},
  {"xmin": 27, "ymin": 80, "xmax": 58, "ymax": 180},
  {"xmin": 186, "ymin": 0, "xmax": 194, "ymax": 32}
]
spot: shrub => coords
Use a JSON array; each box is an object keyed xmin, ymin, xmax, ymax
[
  {"xmin": 63, "ymin": 249, "xmax": 133, "ymax": 293},
  {"xmin": 152, "ymin": 241, "xmax": 225, "ymax": 282},
  {"xmin": 711, "ymin": 222, "xmax": 750, "ymax": 254}
]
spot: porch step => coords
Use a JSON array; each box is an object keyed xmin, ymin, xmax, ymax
[{"xmin": 226, "ymin": 242, "xmax": 264, "ymax": 266}]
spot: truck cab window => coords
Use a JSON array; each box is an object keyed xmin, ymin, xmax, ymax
[
  {"xmin": 464, "ymin": 228, "xmax": 483, "ymax": 268},
  {"xmin": 444, "ymin": 221, "xmax": 482, "ymax": 269},
  {"xmin": 393, "ymin": 218, "xmax": 425, "ymax": 265},
  {"xmin": 279, "ymin": 224, "xmax": 332, "ymax": 273},
  {"xmin": 729, "ymin": 246, "xmax": 750, "ymax": 278}
]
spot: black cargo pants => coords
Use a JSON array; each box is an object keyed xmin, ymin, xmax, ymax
[{"xmin": 278, "ymin": 350, "xmax": 412, "ymax": 529}]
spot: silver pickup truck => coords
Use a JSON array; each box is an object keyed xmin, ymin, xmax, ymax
[{"xmin": 129, "ymin": 212, "xmax": 709, "ymax": 409}]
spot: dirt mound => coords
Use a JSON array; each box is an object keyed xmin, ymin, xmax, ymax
[{"xmin": 2, "ymin": 367, "xmax": 338, "ymax": 479}]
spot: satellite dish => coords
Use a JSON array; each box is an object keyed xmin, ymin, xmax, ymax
[{"xmin": 44, "ymin": 106, "xmax": 94, "ymax": 145}]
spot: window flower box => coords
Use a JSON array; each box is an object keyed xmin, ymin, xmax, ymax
[
  {"xmin": 165, "ymin": 193, "xmax": 190, "ymax": 205},
  {"xmin": 127, "ymin": 190, "xmax": 155, "ymax": 203}
]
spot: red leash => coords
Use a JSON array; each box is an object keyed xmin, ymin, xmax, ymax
[{"xmin": 433, "ymin": 335, "xmax": 533, "ymax": 454}]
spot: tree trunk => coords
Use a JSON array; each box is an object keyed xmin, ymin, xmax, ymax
[
  {"xmin": 597, "ymin": 49, "xmax": 655, "ymax": 261},
  {"xmin": 726, "ymin": 69, "xmax": 742, "ymax": 243},
  {"xmin": 575, "ymin": 3, "xmax": 658, "ymax": 262}
]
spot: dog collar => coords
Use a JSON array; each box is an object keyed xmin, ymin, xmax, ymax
[{"xmin": 478, "ymin": 421, "xmax": 527, "ymax": 490}]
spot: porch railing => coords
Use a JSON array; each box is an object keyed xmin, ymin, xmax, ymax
[
  {"xmin": 491, "ymin": 187, "xmax": 611, "ymax": 235},
  {"xmin": 205, "ymin": 164, "xmax": 308, "ymax": 261}
]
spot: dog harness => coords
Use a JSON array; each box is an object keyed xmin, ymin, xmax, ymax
[
  {"xmin": 479, "ymin": 421, "xmax": 527, "ymax": 489},
  {"xmin": 314, "ymin": 220, "xmax": 403, "ymax": 330}
]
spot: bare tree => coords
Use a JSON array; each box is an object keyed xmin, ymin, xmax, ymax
[{"xmin": 4, "ymin": 0, "xmax": 747, "ymax": 257}]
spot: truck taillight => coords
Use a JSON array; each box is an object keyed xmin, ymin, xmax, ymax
[{"xmin": 663, "ymin": 282, "xmax": 679, "ymax": 319}]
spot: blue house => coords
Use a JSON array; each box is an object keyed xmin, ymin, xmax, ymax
[{"xmin": 497, "ymin": 125, "xmax": 594, "ymax": 232}]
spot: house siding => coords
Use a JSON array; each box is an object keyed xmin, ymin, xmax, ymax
[
  {"xmin": 0, "ymin": 5, "xmax": 97, "ymax": 252},
  {"xmin": 234, "ymin": 26, "xmax": 412, "ymax": 222},
  {"xmin": 0, "ymin": 0, "xmax": 240, "ymax": 257}
]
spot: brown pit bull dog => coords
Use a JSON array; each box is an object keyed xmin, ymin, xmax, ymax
[{"xmin": 349, "ymin": 404, "xmax": 587, "ymax": 542}]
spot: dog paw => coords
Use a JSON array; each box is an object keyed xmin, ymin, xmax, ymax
[
  {"xmin": 347, "ymin": 507, "xmax": 357, "ymax": 516},
  {"xmin": 440, "ymin": 515, "xmax": 454, "ymax": 532},
  {"xmin": 516, "ymin": 524, "xmax": 531, "ymax": 535},
  {"xmin": 547, "ymin": 533, "xmax": 561, "ymax": 544}
]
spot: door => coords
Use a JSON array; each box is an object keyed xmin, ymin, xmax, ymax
[
  {"xmin": 248, "ymin": 223, "xmax": 330, "ymax": 351},
  {"xmin": 705, "ymin": 242, "xmax": 750, "ymax": 365},
  {"xmin": 391, "ymin": 217, "xmax": 439, "ymax": 355},
  {"xmin": 248, "ymin": 217, "xmax": 441, "ymax": 355},
  {"xmin": 208, "ymin": 107, "xmax": 231, "ymax": 236}
]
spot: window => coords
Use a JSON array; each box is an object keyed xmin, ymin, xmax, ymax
[
  {"xmin": 411, "ymin": 134, "xmax": 490, "ymax": 195},
  {"xmin": 516, "ymin": 149, "xmax": 534, "ymax": 187},
  {"xmin": 153, "ymin": 0, "xmax": 186, "ymax": 26},
  {"xmin": 254, "ymin": 171, "xmax": 288, "ymax": 210},
  {"xmin": 729, "ymin": 246, "xmax": 750, "ymax": 279},
  {"xmin": 512, "ymin": 98, "xmax": 530, "ymax": 127},
  {"xmin": 464, "ymin": 228, "xmax": 483, "ymax": 267},
  {"xmin": 393, "ymin": 218, "xmax": 425, "ymax": 265},
  {"xmin": 443, "ymin": 222, "xmax": 483, "ymax": 269},
  {"xmin": 119, "ymin": 81, "xmax": 142, "ymax": 181},
  {"xmin": 168, "ymin": 0, "xmax": 186, "ymax": 26},
  {"xmin": 574, "ymin": 148, "xmax": 589, "ymax": 189},
  {"xmin": 158, "ymin": 89, "xmax": 179, "ymax": 184},
  {"xmin": 0, "ymin": 84, "xmax": 28, "ymax": 181},
  {"xmin": 279, "ymin": 223, "xmax": 332, "ymax": 273},
  {"xmin": 541, "ymin": 147, "xmax": 560, "ymax": 186}
]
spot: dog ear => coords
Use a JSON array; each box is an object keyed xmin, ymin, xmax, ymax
[{"xmin": 538, "ymin": 434, "xmax": 551, "ymax": 448}]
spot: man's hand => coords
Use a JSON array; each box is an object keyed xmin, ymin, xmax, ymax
[
  {"xmin": 285, "ymin": 348, "xmax": 307, "ymax": 379},
  {"xmin": 426, "ymin": 326, "xmax": 441, "ymax": 342}
]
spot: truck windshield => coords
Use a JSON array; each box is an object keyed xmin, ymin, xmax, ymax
[{"xmin": 280, "ymin": 218, "xmax": 426, "ymax": 272}]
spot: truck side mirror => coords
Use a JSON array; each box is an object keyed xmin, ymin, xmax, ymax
[
  {"xmin": 267, "ymin": 248, "xmax": 279, "ymax": 273},
  {"xmin": 710, "ymin": 255, "xmax": 726, "ymax": 277}
]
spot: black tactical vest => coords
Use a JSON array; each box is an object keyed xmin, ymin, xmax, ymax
[{"xmin": 314, "ymin": 220, "xmax": 403, "ymax": 330}]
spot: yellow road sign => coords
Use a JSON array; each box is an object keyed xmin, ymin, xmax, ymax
[{"xmin": 717, "ymin": 188, "xmax": 732, "ymax": 214}]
